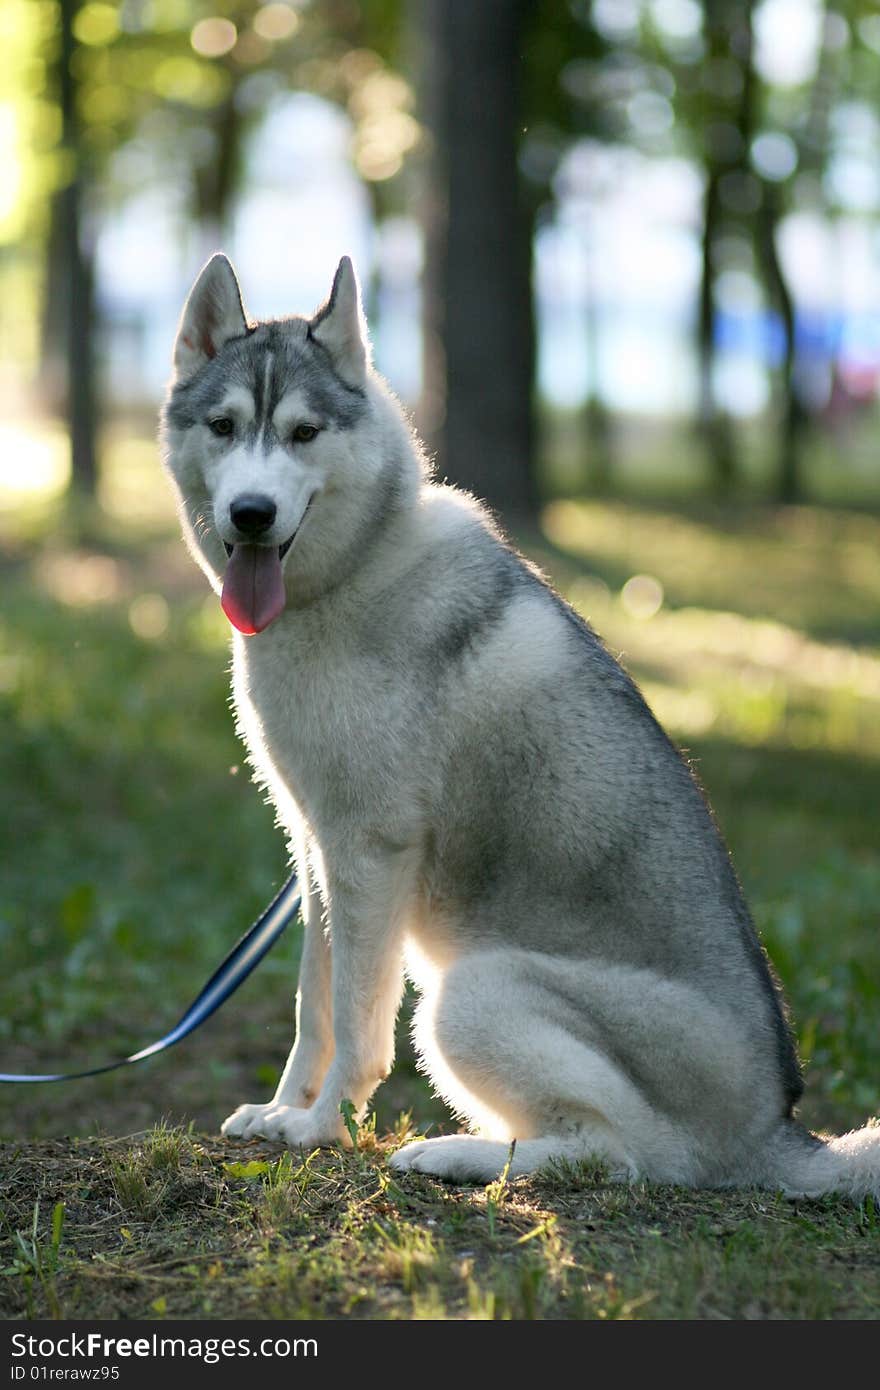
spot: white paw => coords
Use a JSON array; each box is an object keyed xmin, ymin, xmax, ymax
[
  {"xmin": 221, "ymin": 1102, "xmax": 348, "ymax": 1149},
  {"xmin": 390, "ymin": 1136, "xmax": 504, "ymax": 1182}
]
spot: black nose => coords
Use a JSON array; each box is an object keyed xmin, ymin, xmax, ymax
[{"xmin": 230, "ymin": 494, "xmax": 277, "ymax": 536}]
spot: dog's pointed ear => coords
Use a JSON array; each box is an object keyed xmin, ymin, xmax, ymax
[
  {"xmin": 173, "ymin": 254, "xmax": 248, "ymax": 381},
  {"xmin": 308, "ymin": 257, "xmax": 368, "ymax": 387}
]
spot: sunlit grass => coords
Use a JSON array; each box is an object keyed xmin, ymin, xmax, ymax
[
  {"xmin": 544, "ymin": 495, "xmax": 880, "ymax": 640},
  {"xmin": 541, "ymin": 496, "xmax": 880, "ymax": 760},
  {"xmin": 1, "ymin": 1129, "xmax": 878, "ymax": 1320},
  {"xmin": 566, "ymin": 589, "xmax": 880, "ymax": 758}
]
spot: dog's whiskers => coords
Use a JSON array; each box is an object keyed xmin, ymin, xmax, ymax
[{"xmin": 191, "ymin": 504, "xmax": 216, "ymax": 541}]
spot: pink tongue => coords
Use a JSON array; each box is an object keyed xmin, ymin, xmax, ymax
[{"xmin": 221, "ymin": 544, "xmax": 286, "ymax": 635}]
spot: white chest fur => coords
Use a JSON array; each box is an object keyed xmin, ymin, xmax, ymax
[{"xmin": 230, "ymin": 610, "xmax": 420, "ymax": 852}]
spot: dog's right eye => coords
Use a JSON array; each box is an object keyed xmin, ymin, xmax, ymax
[{"xmin": 209, "ymin": 417, "xmax": 234, "ymax": 437}]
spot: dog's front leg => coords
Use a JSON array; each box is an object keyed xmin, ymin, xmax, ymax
[
  {"xmin": 222, "ymin": 837, "xmax": 333, "ymax": 1139},
  {"xmin": 223, "ymin": 844, "xmax": 412, "ymax": 1150},
  {"xmin": 271, "ymin": 901, "xmax": 333, "ymax": 1108}
]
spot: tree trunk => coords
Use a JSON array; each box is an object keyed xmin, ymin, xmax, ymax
[
  {"xmin": 49, "ymin": 0, "xmax": 98, "ymax": 500},
  {"xmin": 418, "ymin": 0, "xmax": 538, "ymax": 524},
  {"xmin": 61, "ymin": 179, "xmax": 98, "ymax": 499},
  {"xmin": 192, "ymin": 90, "xmax": 243, "ymax": 242},
  {"xmin": 696, "ymin": 0, "xmax": 758, "ymax": 494},
  {"xmin": 758, "ymin": 187, "xmax": 804, "ymax": 503},
  {"xmin": 582, "ymin": 245, "xmax": 613, "ymax": 493},
  {"xmin": 697, "ymin": 165, "xmax": 736, "ymax": 493},
  {"xmin": 40, "ymin": 194, "xmax": 67, "ymax": 413}
]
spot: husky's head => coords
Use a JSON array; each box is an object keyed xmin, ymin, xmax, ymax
[{"xmin": 161, "ymin": 254, "xmax": 417, "ymax": 633}]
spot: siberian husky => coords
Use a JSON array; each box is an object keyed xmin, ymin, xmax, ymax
[{"xmin": 160, "ymin": 253, "xmax": 879, "ymax": 1196}]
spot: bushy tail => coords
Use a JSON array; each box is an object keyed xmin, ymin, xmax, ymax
[{"xmin": 761, "ymin": 1118, "xmax": 880, "ymax": 1200}]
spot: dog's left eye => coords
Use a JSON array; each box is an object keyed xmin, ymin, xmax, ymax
[
  {"xmin": 292, "ymin": 423, "xmax": 319, "ymax": 443},
  {"xmin": 209, "ymin": 417, "xmax": 234, "ymax": 437}
]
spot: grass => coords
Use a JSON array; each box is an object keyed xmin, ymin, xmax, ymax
[
  {"xmin": 0, "ymin": 427, "xmax": 879, "ymax": 1318},
  {"xmin": 1, "ymin": 1123, "xmax": 878, "ymax": 1320}
]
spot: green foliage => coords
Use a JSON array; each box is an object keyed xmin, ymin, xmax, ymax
[
  {"xmin": 484, "ymin": 1140, "xmax": 516, "ymax": 1239},
  {"xmin": 7, "ymin": 1, "xmax": 417, "ymax": 230},
  {"xmin": 223, "ymin": 1158, "xmax": 270, "ymax": 1180},
  {"xmin": 109, "ymin": 1122, "xmax": 208, "ymax": 1221},
  {"xmin": 2, "ymin": 1199, "xmax": 66, "ymax": 1319},
  {"xmin": 340, "ymin": 1097, "xmax": 359, "ymax": 1151}
]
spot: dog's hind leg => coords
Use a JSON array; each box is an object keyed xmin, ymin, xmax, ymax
[
  {"xmin": 391, "ymin": 948, "xmax": 751, "ymax": 1184},
  {"xmin": 390, "ymin": 1132, "xmax": 622, "ymax": 1182}
]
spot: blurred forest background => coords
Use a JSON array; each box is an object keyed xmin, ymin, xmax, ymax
[
  {"xmin": 5, "ymin": 0, "xmax": 880, "ymax": 513},
  {"xmin": 0, "ymin": 0, "xmax": 878, "ymax": 1145}
]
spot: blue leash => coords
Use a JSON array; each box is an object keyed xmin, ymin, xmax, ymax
[{"xmin": 0, "ymin": 872, "xmax": 301, "ymax": 1083}]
